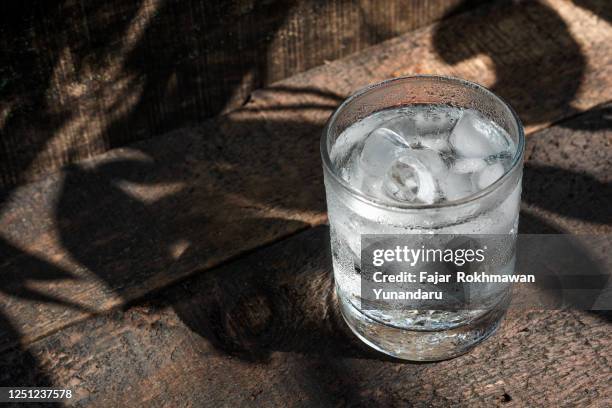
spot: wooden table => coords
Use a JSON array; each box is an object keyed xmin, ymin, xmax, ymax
[{"xmin": 0, "ymin": 0, "xmax": 610, "ymax": 406}]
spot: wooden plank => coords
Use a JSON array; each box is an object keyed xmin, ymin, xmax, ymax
[
  {"xmin": 0, "ymin": 94, "xmax": 610, "ymax": 363},
  {"xmin": 255, "ymin": 0, "xmax": 612, "ymax": 135},
  {"xmin": 0, "ymin": 216, "xmax": 610, "ymax": 403},
  {"xmin": 0, "ymin": 0, "xmax": 483, "ymax": 189},
  {"xmin": 0, "ymin": 0, "xmax": 611, "ymax": 351}
]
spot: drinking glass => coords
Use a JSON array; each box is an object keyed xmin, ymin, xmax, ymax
[{"xmin": 321, "ymin": 75, "xmax": 525, "ymax": 361}]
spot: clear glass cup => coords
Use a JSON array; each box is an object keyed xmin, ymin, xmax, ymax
[{"xmin": 321, "ymin": 75, "xmax": 525, "ymax": 361}]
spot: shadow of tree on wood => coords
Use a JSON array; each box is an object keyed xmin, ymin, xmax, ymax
[
  {"xmin": 0, "ymin": 314, "xmax": 52, "ymax": 388},
  {"xmin": 0, "ymin": 0, "xmax": 610, "ymax": 400},
  {"xmin": 0, "ymin": 1, "xmax": 144, "ymax": 187},
  {"xmin": 432, "ymin": 0, "xmax": 612, "ymax": 132},
  {"xmin": 523, "ymin": 163, "xmax": 611, "ymax": 225},
  {"xmin": 0, "ymin": 0, "xmax": 295, "ymax": 391},
  {"xmin": 0, "ymin": 0, "xmax": 293, "ymax": 186}
]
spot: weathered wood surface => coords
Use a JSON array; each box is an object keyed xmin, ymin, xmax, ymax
[
  {"xmin": 0, "ymin": 0, "xmax": 485, "ymax": 189},
  {"xmin": 1, "ymin": 226, "xmax": 610, "ymax": 406},
  {"xmin": 0, "ymin": 0, "xmax": 611, "ymax": 352},
  {"xmin": 0, "ymin": 96, "xmax": 609, "ymax": 369},
  {"xmin": 2, "ymin": 107, "xmax": 611, "ymax": 402}
]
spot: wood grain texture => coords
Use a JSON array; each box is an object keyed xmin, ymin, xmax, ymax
[
  {"xmin": 257, "ymin": 0, "xmax": 612, "ymax": 135},
  {"xmin": 0, "ymin": 0, "xmax": 611, "ymax": 354},
  {"xmin": 0, "ymin": 226, "xmax": 610, "ymax": 406},
  {"xmin": 0, "ymin": 0, "xmax": 483, "ymax": 189},
  {"xmin": 0, "ymin": 97, "xmax": 609, "ymax": 359}
]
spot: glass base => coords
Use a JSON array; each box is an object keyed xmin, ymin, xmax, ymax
[{"xmin": 339, "ymin": 295, "xmax": 506, "ymax": 362}]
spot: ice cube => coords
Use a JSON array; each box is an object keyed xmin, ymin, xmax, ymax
[
  {"xmin": 471, "ymin": 162, "xmax": 505, "ymax": 189},
  {"xmin": 383, "ymin": 116, "xmax": 418, "ymax": 143},
  {"xmin": 449, "ymin": 111, "xmax": 504, "ymax": 158},
  {"xmin": 439, "ymin": 172, "xmax": 475, "ymax": 201},
  {"xmin": 453, "ymin": 158, "xmax": 487, "ymax": 174},
  {"xmin": 383, "ymin": 160, "xmax": 421, "ymax": 202},
  {"xmin": 414, "ymin": 148, "xmax": 448, "ymax": 176},
  {"xmin": 414, "ymin": 111, "xmax": 444, "ymax": 135},
  {"xmin": 360, "ymin": 127, "xmax": 410, "ymax": 177},
  {"xmin": 382, "ymin": 150, "xmax": 443, "ymax": 204},
  {"xmin": 419, "ymin": 133, "xmax": 451, "ymax": 152},
  {"xmin": 359, "ymin": 173, "xmax": 385, "ymax": 198}
]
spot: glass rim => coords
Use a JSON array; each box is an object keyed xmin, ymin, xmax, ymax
[{"xmin": 320, "ymin": 74, "xmax": 525, "ymax": 211}]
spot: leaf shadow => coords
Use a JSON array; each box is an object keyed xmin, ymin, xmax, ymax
[{"xmin": 432, "ymin": 0, "xmax": 612, "ymax": 132}]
